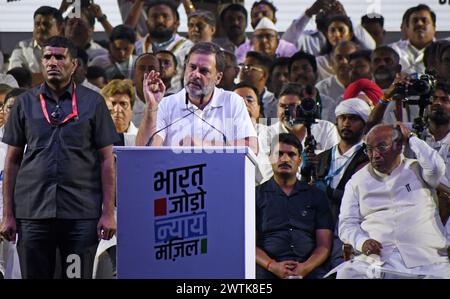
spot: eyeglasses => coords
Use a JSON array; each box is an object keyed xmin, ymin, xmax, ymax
[
  {"xmin": 364, "ymin": 143, "xmax": 394, "ymax": 156},
  {"xmin": 253, "ymin": 33, "xmax": 277, "ymax": 41},
  {"xmin": 241, "ymin": 64, "xmax": 264, "ymax": 73}
]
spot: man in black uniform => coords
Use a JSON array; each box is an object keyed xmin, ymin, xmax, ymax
[{"xmin": 0, "ymin": 36, "xmax": 119, "ymax": 279}]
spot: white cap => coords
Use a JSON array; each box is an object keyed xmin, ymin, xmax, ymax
[
  {"xmin": 0, "ymin": 74, "xmax": 18, "ymax": 88},
  {"xmin": 335, "ymin": 98, "xmax": 371, "ymax": 123},
  {"xmin": 254, "ymin": 17, "xmax": 277, "ymax": 32}
]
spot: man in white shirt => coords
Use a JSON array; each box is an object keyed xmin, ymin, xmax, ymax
[
  {"xmin": 337, "ymin": 123, "xmax": 450, "ymax": 279},
  {"xmin": 135, "ymin": 42, "xmax": 257, "ymax": 155},
  {"xmin": 8, "ymin": 6, "xmax": 64, "ymax": 86},
  {"xmin": 134, "ymin": 1, "xmax": 193, "ymax": 90},
  {"xmin": 390, "ymin": 4, "xmax": 436, "ymax": 75},
  {"xmin": 281, "ymin": 0, "xmax": 375, "ymax": 56},
  {"xmin": 266, "ymin": 83, "xmax": 340, "ymax": 157},
  {"xmin": 316, "ymin": 41, "xmax": 358, "ymax": 102}
]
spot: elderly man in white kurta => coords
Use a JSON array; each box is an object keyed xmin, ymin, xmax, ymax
[{"xmin": 337, "ymin": 123, "xmax": 450, "ymax": 279}]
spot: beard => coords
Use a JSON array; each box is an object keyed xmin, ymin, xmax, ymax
[
  {"xmin": 429, "ymin": 108, "xmax": 450, "ymax": 125},
  {"xmin": 339, "ymin": 128, "xmax": 364, "ymax": 145},
  {"xmin": 184, "ymin": 77, "xmax": 216, "ymax": 98},
  {"xmin": 149, "ymin": 27, "xmax": 174, "ymax": 41}
]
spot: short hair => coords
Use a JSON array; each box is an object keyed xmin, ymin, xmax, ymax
[
  {"xmin": 288, "ymin": 51, "xmax": 317, "ymax": 74},
  {"xmin": 4, "ymin": 88, "xmax": 27, "ymax": 103},
  {"xmin": 42, "ymin": 36, "xmax": 78, "ymax": 59},
  {"xmin": 86, "ymin": 66, "xmax": 107, "ymax": 81},
  {"xmin": 233, "ymin": 82, "xmax": 259, "ymax": 98},
  {"xmin": 76, "ymin": 47, "xmax": 89, "ymax": 66},
  {"xmin": 188, "ymin": 9, "xmax": 216, "ymax": 28},
  {"xmin": 33, "ymin": 6, "xmax": 63, "ymax": 24},
  {"xmin": 6, "ymin": 67, "xmax": 32, "ymax": 88},
  {"xmin": 361, "ymin": 13, "xmax": 384, "ymax": 27},
  {"xmin": 270, "ymin": 133, "xmax": 303, "ymax": 156},
  {"xmin": 251, "ymin": 1, "xmax": 277, "ymax": 15},
  {"xmin": 270, "ymin": 57, "xmax": 290, "ymax": 75},
  {"xmin": 372, "ymin": 46, "xmax": 400, "ymax": 65},
  {"xmin": 146, "ymin": 0, "xmax": 180, "ymax": 21},
  {"xmin": 245, "ymin": 51, "xmax": 272, "ymax": 73},
  {"xmin": 278, "ymin": 82, "xmax": 303, "ymax": 100},
  {"xmin": 187, "ymin": 42, "xmax": 225, "ymax": 73},
  {"xmin": 133, "ymin": 53, "xmax": 160, "ymax": 72},
  {"xmin": 404, "ymin": 4, "xmax": 436, "ymax": 26},
  {"xmin": 220, "ymin": 3, "xmax": 248, "ymax": 23},
  {"xmin": 156, "ymin": 50, "xmax": 178, "ymax": 69},
  {"xmin": 434, "ymin": 82, "xmax": 450, "ymax": 95},
  {"xmin": 101, "ymin": 79, "xmax": 136, "ymax": 108},
  {"xmin": 223, "ymin": 50, "xmax": 238, "ymax": 68},
  {"xmin": 110, "ymin": 25, "xmax": 136, "ymax": 44},
  {"xmin": 349, "ymin": 50, "xmax": 372, "ymax": 64}
]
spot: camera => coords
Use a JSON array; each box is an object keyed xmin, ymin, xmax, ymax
[
  {"xmin": 284, "ymin": 97, "xmax": 319, "ymax": 126},
  {"xmin": 392, "ymin": 73, "xmax": 436, "ymax": 105}
]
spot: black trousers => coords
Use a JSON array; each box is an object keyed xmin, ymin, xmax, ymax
[{"xmin": 16, "ymin": 219, "xmax": 99, "ymax": 279}]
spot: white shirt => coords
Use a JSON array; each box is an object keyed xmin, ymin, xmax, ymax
[
  {"xmin": 85, "ymin": 40, "xmax": 108, "ymax": 63},
  {"xmin": 156, "ymin": 87, "xmax": 257, "ymax": 146},
  {"xmin": 261, "ymin": 88, "xmax": 278, "ymax": 121},
  {"xmin": 266, "ymin": 119, "xmax": 340, "ymax": 154},
  {"xmin": 422, "ymin": 129, "xmax": 450, "ymax": 187},
  {"xmin": 328, "ymin": 141, "xmax": 364, "ymax": 189},
  {"xmin": 320, "ymin": 93, "xmax": 337, "ymax": 123},
  {"xmin": 316, "ymin": 54, "xmax": 333, "ymax": 82},
  {"xmin": 132, "ymin": 93, "xmax": 146, "ymax": 127},
  {"xmin": 254, "ymin": 123, "xmax": 272, "ymax": 185},
  {"xmin": 390, "ymin": 39, "xmax": 428, "ymax": 75},
  {"xmin": 315, "ymin": 75, "xmax": 345, "ymax": 102},
  {"xmin": 339, "ymin": 136, "xmax": 448, "ymax": 268},
  {"xmin": 81, "ymin": 79, "xmax": 101, "ymax": 93},
  {"xmin": 382, "ymin": 100, "xmax": 420, "ymax": 124},
  {"xmin": 135, "ymin": 34, "xmax": 193, "ymax": 90},
  {"xmin": 281, "ymin": 13, "xmax": 376, "ymax": 56},
  {"xmin": 124, "ymin": 121, "xmax": 138, "ymax": 146},
  {"xmin": 8, "ymin": 39, "xmax": 42, "ymax": 73}
]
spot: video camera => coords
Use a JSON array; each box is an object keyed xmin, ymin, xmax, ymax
[
  {"xmin": 284, "ymin": 97, "xmax": 319, "ymax": 127},
  {"xmin": 392, "ymin": 73, "xmax": 436, "ymax": 106}
]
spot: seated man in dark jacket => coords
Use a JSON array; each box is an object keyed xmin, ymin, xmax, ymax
[{"xmin": 256, "ymin": 133, "xmax": 333, "ymax": 279}]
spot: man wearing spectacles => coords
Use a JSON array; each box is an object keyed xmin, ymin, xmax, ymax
[
  {"xmin": 337, "ymin": 123, "xmax": 450, "ymax": 278},
  {"xmin": 0, "ymin": 36, "xmax": 119, "ymax": 279}
]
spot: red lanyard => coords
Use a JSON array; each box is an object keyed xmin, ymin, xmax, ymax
[{"xmin": 39, "ymin": 82, "xmax": 78, "ymax": 126}]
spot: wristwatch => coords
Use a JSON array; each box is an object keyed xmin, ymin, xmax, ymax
[{"xmin": 97, "ymin": 14, "xmax": 107, "ymax": 22}]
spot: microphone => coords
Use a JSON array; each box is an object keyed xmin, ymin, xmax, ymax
[{"xmin": 145, "ymin": 106, "xmax": 196, "ymax": 146}]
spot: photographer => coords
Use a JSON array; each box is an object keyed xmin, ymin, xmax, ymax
[{"xmin": 265, "ymin": 83, "xmax": 339, "ymax": 181}]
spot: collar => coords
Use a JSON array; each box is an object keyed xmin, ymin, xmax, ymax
[
  {"xmin": 335, "ymin": 141, "xmax": 364, "ymax": 159},
  {"xmin": 33, "ymin": 39, "xmax": 42, "ymax": 50},
  {"xmin": 333, "ymin": 75, "xmax": 345, "ymax": 89},
  {"xmin": 151, "ymin": 34, "xmax": 176, "ymax": 51},
  {"xmin": 370, "ymin": 155, "xmax": 405, "ymax": 179},
  {"xmin": 184, "ymin": 87, "xmax": 223, "ymax": 111},
  {"xmin": 265, "ymin": 177, "xmax": 310, "ymax": 194},
  {"xmin": 40, "ymin": 81, "xmax": 75, "ymax": 101}
]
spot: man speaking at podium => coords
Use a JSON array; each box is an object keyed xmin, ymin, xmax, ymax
[{"xmin": 135, "ymin": 42, "xmax": 258, "ymax": 154}]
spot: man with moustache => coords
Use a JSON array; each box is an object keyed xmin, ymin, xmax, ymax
[
  {"xmin": 0, "ymin": 36, "xmax": 119, "ymax": 279},
  {"xmin": 337, "ymin": 123, "xmax": 450, "ymax": 279},
  {"xmin": 135, "ymin": 0, "xmax": 193, "ymax": 89},
  {"xmin": 316, "ymin": 98, "xmax": 370, "ymax": 269},
  {"xmin": 390, "ymin": 4, "xmax": 436, "ymax": 75},
  {"xmin": 135, "ymin": 42, "xmax": 257, "ymax": 153},
  {"xmin": 255, "ymin": 133, "xmax": 333, "ymax": 279},
  {"xmin": 8, "ymin": 6, "xmax": 64, "ymax": 86}
]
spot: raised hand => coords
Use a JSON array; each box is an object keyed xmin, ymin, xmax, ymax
[{"xmin": 143, "ymin": 70, "xmax": 166, "ymax": 110}]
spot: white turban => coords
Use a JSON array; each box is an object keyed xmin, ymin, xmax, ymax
[
  {"xmin": 255, "ymin": 17, "xmax": 277, "ymax": 31},
  {"xmin": 335, "ymin": 98, "xmax": 371, "ymax": 123}
]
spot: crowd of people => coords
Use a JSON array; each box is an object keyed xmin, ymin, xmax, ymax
[{"xmin": 0, "ymin": 0, "xmax": 449, "ymax": 279}]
